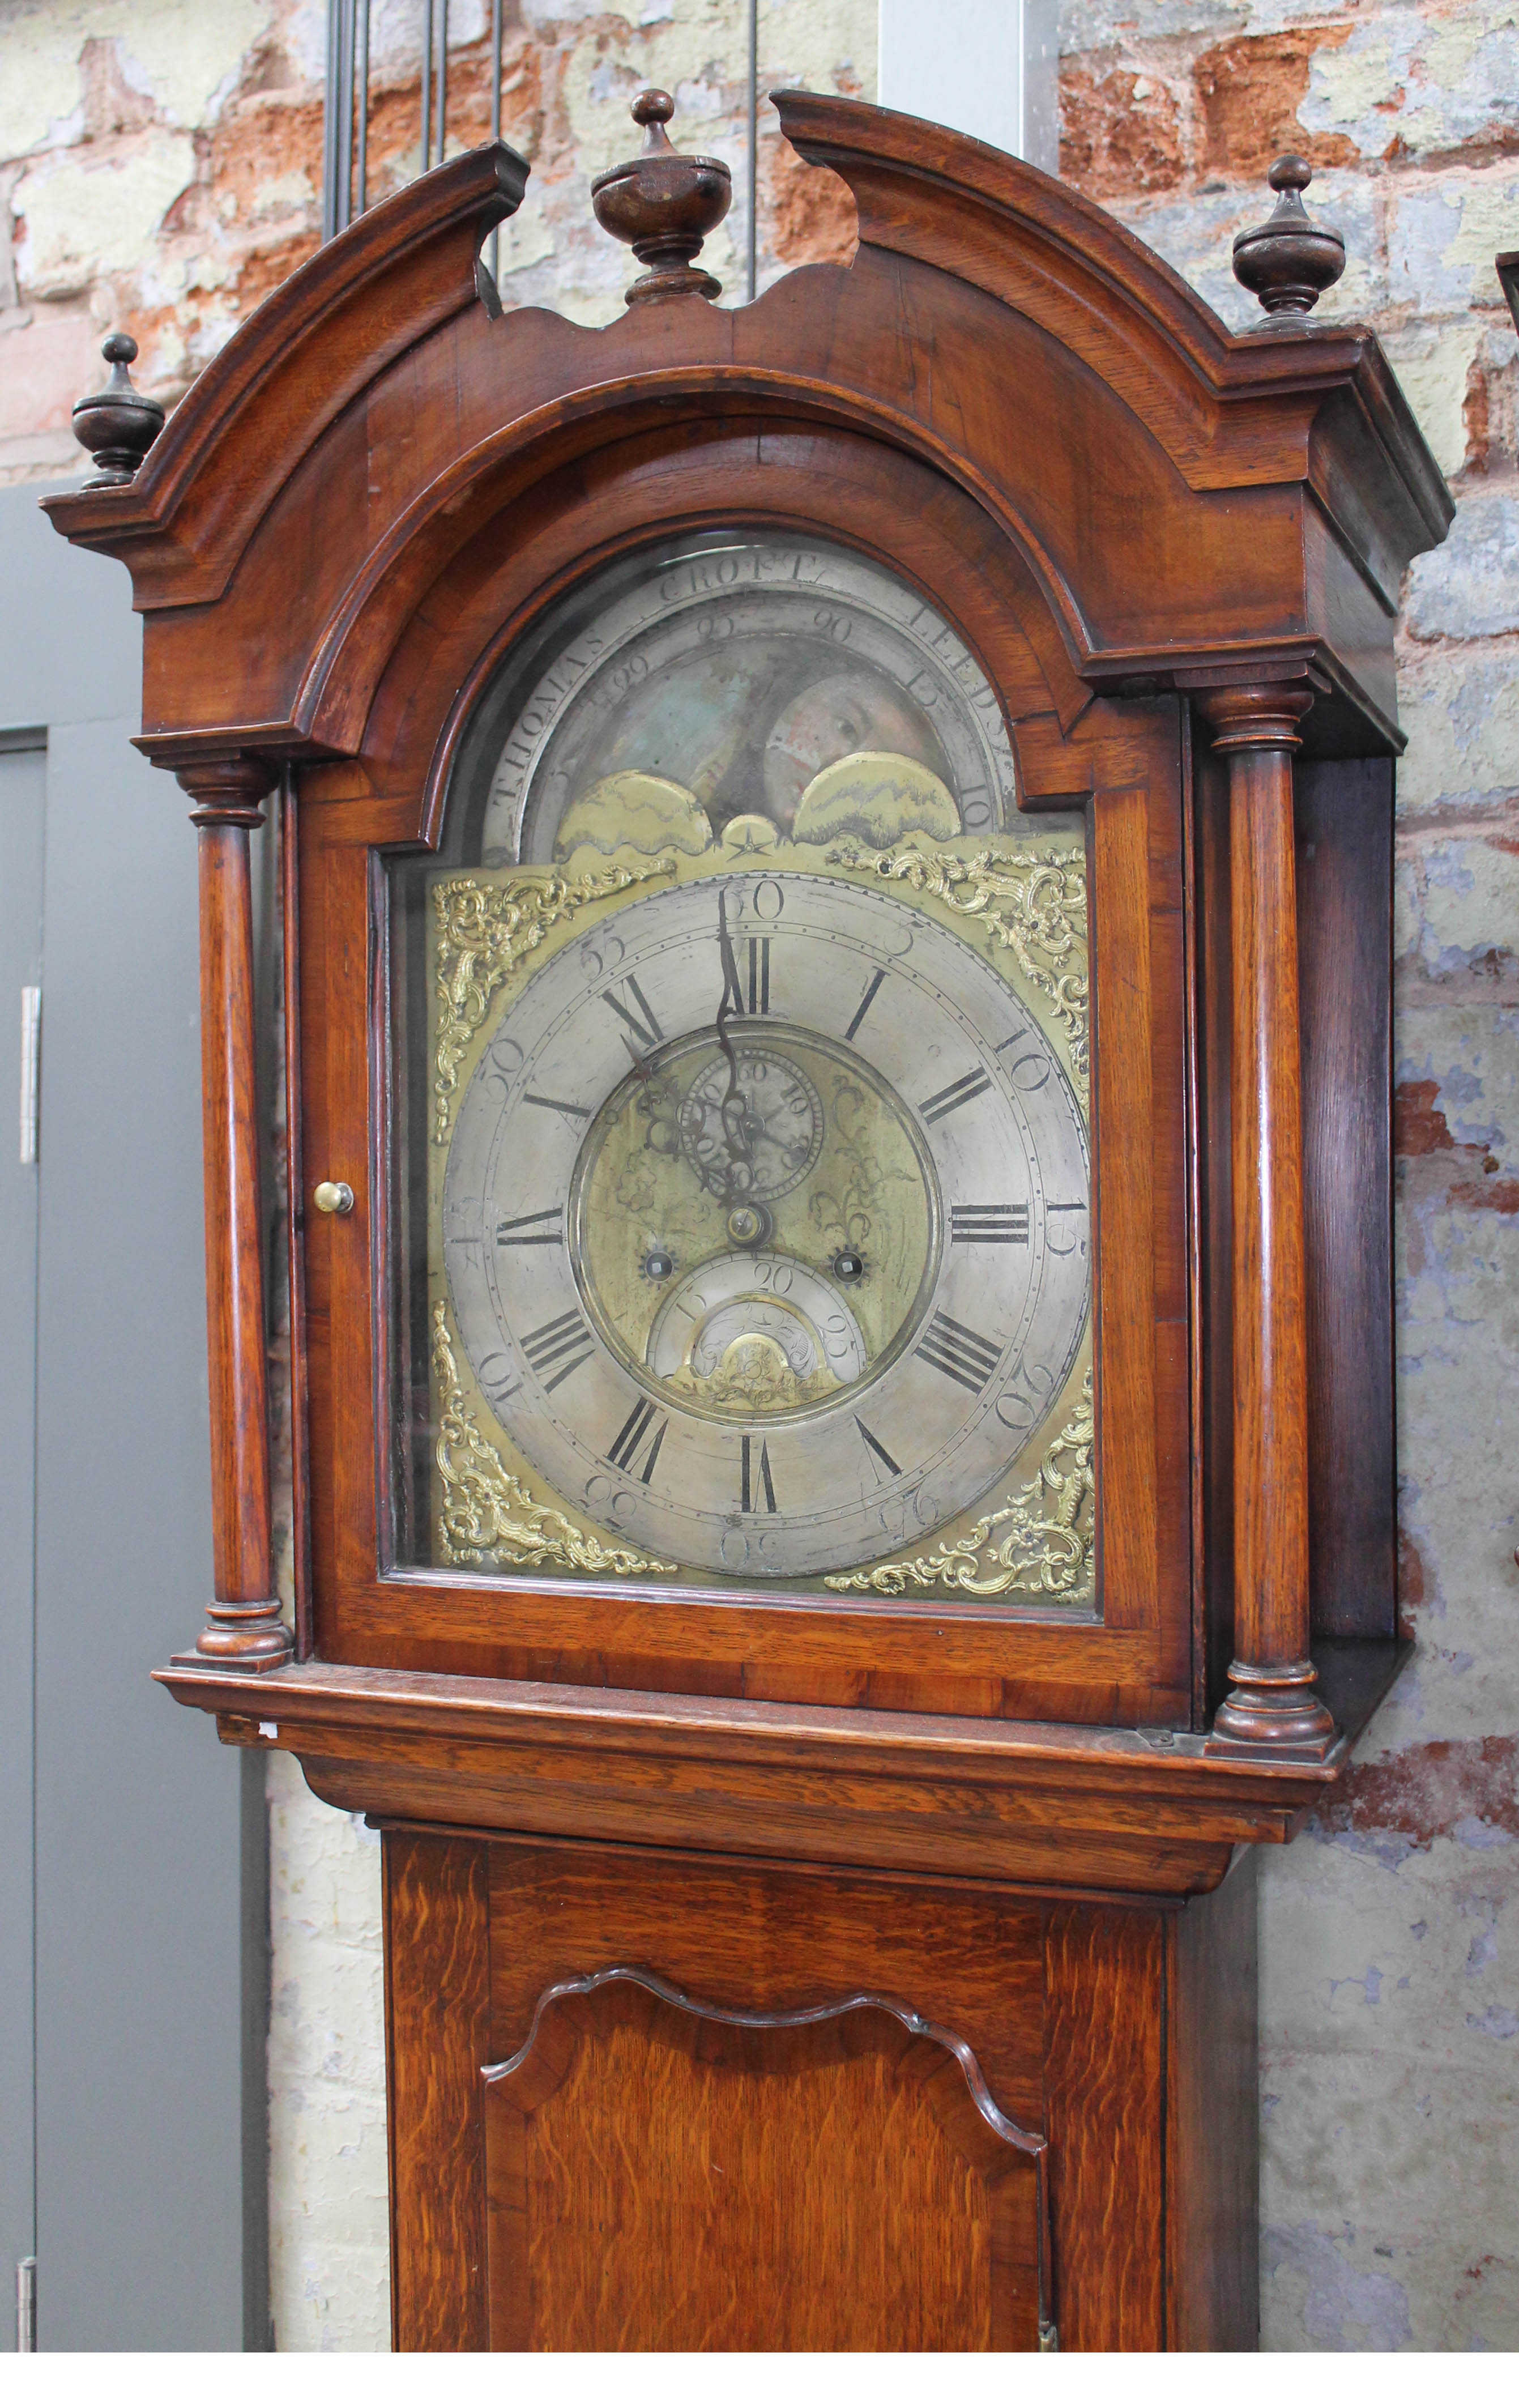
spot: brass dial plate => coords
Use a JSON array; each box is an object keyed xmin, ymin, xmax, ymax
[{"xmin": 419, "ymin": 536, "xmax": 1092, "ymax": 1597}]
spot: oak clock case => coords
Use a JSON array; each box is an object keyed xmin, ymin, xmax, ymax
[
  {"xmin": 391, "ymin": 536, "xmax": 1092, "ymax": 1605},
  {"xmin": 47, "ymin": 89, "xmax": 1450, "ymax": 2354}
]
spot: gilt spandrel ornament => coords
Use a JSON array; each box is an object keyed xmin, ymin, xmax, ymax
[
  {"xmin": 827, "ymin": 843, "xmax": 1090, "ymax": 1098},
  {"xmin": 432, "ymin": 860, "xmax": 676, "ymax": 1143},
  {"xmin": 433, "ymin": 1303, "xmax": 677, "ymax": 1575},
  {"xmin": 825, "ymin": 1367, "xmax": 1094, "ymax": 1602}
]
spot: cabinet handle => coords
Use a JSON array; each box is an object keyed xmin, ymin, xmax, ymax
[
  {"xmin": 19, "ymin": 987, "xmax": 40, "ymax": 1165},
  {"xmin": 313, "ymin": 1179, "xmax": 355, "ymax": 1216}
]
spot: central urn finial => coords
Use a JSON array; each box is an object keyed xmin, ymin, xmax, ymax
[
  {"xmin": 1232, "ymin": 155, "xmax": 1346, "ymax": 319},
  {"xmin": 591, "ymin": 88, "xmax": 732, "ymax": 306}
]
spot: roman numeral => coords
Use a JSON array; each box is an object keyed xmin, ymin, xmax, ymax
[
  {"xmin": 740, "ymin": 1434, "xmax": 778, "ymax": 1513},
  {"xmin": 950, "ymin": 1204, "xmax": 1029, "ymax": 1245},
  {"xmin": 920, "ymin": 1068, "xmax": 992, "ymax": 1126},
  {"xmin": 855, "ymin": 1417, "xmax": 902, "ymax": 1482},
  {"xmin": 521, "ymin": 1308, "xmax": 595, "ymax": 1394},
  {"xmin": 915, "ymin": 1311, "xmax": 1001, "ymax": 1396},
  {"xmin": 496, "ymin": 1207, "xmax": 563, "ymax": 1247},
  {"xmin": 607, "ymin": 1396, "xmax": 668, "ymax": 1485},
  {"xmin": 523, "ymin": 1092, "xmax": 590, "ymax": 1124},
  {"xmin": 844, "ymin": 967, "xmax": 885, "ymax": 1042},
  {"xmin": 601, "ymin": 974, "xmax": 664, "ymax": 1056},
  {"xmin": 717, "ymin": 896, "xmax": 770, "ymax": 1015}
]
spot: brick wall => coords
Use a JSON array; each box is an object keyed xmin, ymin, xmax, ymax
[
  {"xmin": 0, "ymin": 0, "xmax": 868, "ymax": 485},
  {"xmin": 1057, "ymin": 3, "xmax": 1518, "ymax": 2350},
  {"xmin": 4, "ymin": 0, "xmax": 1514, "ymax": 2352}
]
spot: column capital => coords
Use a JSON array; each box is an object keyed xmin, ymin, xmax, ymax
[
  {"xmin": 1195, "ymin": 681, "xmax": 1316, "ymax": 755},
  {"xmin": 176, "ymin": 753, "xmax": 280, "ymax": 829}
]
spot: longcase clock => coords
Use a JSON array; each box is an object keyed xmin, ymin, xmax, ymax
[{"xmin": 48, "ymin": 97, "xmax": 1450, "ymax": 2350}]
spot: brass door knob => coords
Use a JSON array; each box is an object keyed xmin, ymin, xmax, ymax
[{"xmin": 313, "ymin": 1179, "xmax": 355, "ymax": 1216}]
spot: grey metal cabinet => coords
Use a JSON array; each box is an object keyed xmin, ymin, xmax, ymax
[{"xmin": 0, "ymin": 481, "xmax": 265, "ymax": 2350}]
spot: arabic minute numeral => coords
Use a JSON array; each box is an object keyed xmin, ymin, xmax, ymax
[
  {"xmin": 475, "ymin": 1350, "xmax": 524, "ymax": 1413},
  {"xmin": 1046, "ymin": 1200, "xmax": 1089, "ymax": 1257},
  {"xmin": 995, "ymin": 1359, "xmax": 1058, "ymax": 1437},
  {"xmin": 995, "ymin": 1037, "xmax": 1052, "ymax": 1092},
  {"xmin": 521, "ymin": 1308, "xmax": 596, "ymax": 1394},
  {"xmin": 920, "ymin": 1068, "xmax": 992, "ymax": 1126},
  {"xmin": 950, "ymin": 1204, "xmax": 1029, "ymax": 1245},
  {"xmin": 740, "ymin": 1434, "xmax": 778, "ymax": 1513},
  {"xmin": 496, "ymin": 1207, "xmax": 563, "ymax": 1247},
  {"xmin": 915, "ymin": 1311, "xmax": 1002, "ymax": 1396},
  {"xmin": 606, "ymin": 1396, "xmax": 668, "ymax": 1485}
]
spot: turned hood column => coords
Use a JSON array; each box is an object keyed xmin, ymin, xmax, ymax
[
  {"xmin": 1201, "ymin": 684, "xmax": 1335, "ymax": 1756},
  {"xmin": 173, "ymin": 756, "xmax": 292, "ymax": 1673}
]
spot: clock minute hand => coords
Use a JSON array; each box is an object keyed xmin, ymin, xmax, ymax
[
  {"xmin": 712, "ymin": 987, "xmax": 755, "ymax": 1199},
  {"xmin": 713, "ymin": 894, "xmax": 756, "ymax": 1201}
]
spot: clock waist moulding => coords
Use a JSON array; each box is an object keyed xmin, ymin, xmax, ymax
[{"xmin": 47, "ymin": 96, "xmax": 1450, "ymax": 2351}]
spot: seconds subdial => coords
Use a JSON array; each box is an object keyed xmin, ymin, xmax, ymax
[{"xmin": 677, "ymin": 1045, "xmax": 824, "ymax": 1204}]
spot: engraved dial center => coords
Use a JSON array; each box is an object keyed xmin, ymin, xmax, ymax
[{"xmin": 570, "ymin": 1021, "xmax": 938, "ymax": 1425}]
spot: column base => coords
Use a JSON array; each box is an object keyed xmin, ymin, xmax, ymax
[
  {"xmin": 1205, "ymin": 1659, "xmax": 1337, "ymax": 1759},
  {"xmin": 172, "ymin": 1599, "xmax": 293, "ymax": 1673}
]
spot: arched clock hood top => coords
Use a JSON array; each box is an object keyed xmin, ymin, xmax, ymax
[{"xmin": 44, "ymin": 93, "xmax": 1450, "ymax": 771}]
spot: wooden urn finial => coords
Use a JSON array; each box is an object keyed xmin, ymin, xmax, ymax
[
  {"xmin": 70, "ymin": 332, "xmax": 166, "ymax": 488},
  {"xmin": 592, "ymin": 87, "xmax": 732, "ymax": 306},
  {"xmin": 1232, "ymin": 156, "xmax": 1346, "ymax": 319}
]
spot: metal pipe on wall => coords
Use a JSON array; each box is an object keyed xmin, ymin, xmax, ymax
[
  {"xmin": 746, "ymin": 0, "xmax": 758, "ymax": 303},
  {"xmin": 355, "ymin": 0, "xmax": 370, "ymax": 217},
  {"xmin": 324, "ymin": 0, "xmax": 766, "ymax": 305},
  {"xmin": 436, "ymin": 0, "xmax": 450, "ymax": 167},
  {"xmin": 489, "ymin": 0, "xmax": 504, "ymax": 285},
  {"xmin": 420, "ymin": 0, "xmax": 432, "ymax": 171}
]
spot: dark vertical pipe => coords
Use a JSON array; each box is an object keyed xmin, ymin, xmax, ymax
[
  {"xmin": 321, "ymin": 0, "xmax": 343, "ymax": 238},
  {"xmin": 436, "ymin": 0, "xmax": 449, "ymax": 165},
  {"xmin": 746, "ymin": 0, "xmax": 758, "ymax": 301},
  {"xmin": 355, "ymin": 0, "xmax": 370, "ymax": 216},
  {"xmin": 489, "ymin": 0, "xmax": 503, "ymax": 284},
  {"xmin": 420, "ymin": 0, "xmax": 432, "ymax": 171},
  {"xmin": 336, "ymin": 0, "xmax": 355, "ymax": 231}
]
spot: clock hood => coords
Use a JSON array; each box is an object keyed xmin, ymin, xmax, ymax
[{"xmin": 42, "ymin": 93, "xmax": 1449, "ymax": 791}]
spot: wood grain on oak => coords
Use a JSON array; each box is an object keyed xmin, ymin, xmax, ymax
[
  {"xmin": 484, "ymin": 1980, "xmax": 1042, "ymax": 2351},
  {"xmin": 386, "ymin": 1830, "xmax": 492, "ymax": 2352},
  {"xmin": 1166, "ymin": 1849, "xmax": 1260, "ymax": 2350},
  {"xmin": 41, "ymin": 85, "xmax": 1448, "ymax": 2355},
  {"xmin": 1044, "ymin": 1906, "xmax": 1166, "ymax": 2351}
]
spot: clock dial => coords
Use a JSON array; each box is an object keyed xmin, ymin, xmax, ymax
[
  {"xmin": 440, "ymin": 873, "xmax": 1088, "ymax": 1578},
  {"xmin": 403, "ymin": 534, "xmax": 1091, "ymax": 1599}
]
